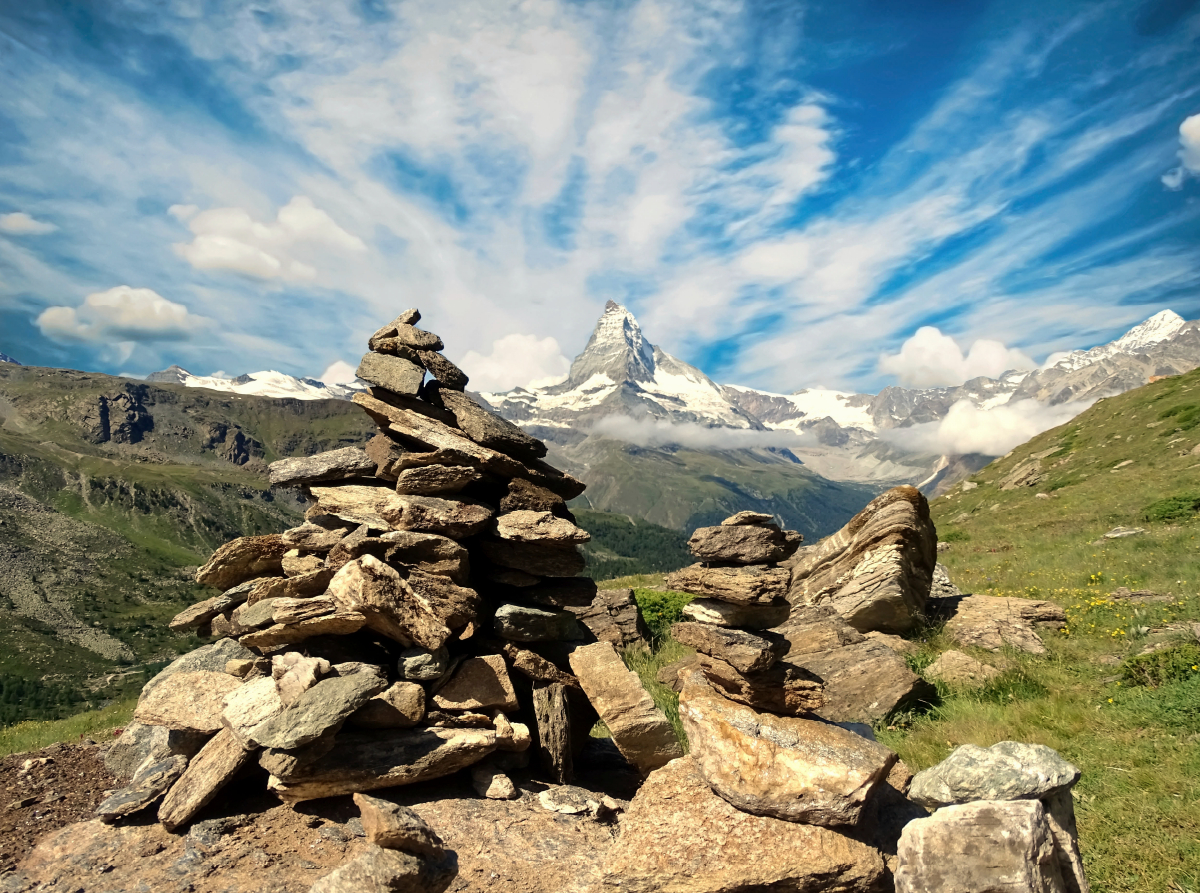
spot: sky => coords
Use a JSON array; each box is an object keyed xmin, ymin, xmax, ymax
[{"xmin": 1, "ymin": 0, "xmax": 1198, "ymax": 396}]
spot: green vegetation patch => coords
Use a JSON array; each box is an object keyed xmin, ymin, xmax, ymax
[
  {"xmin": 1142, "ymin": 492, "xmax": 1200, "ymax": 523},
  {"xmin": 1120, "ymin": 643, "xmax": 1200, "ymax": 688},
  {"xmin": 633, "ymin": 588, "xmax": 694, "ymax": 641}
]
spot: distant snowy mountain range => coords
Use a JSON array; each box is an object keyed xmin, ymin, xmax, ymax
[
  {"xmin": 0, "ymin": 353, "xmax": 19, "ymax": 365},
  {"xmin": 144, "ymin": 303, "xmax": 1200, "ymax": 494}
]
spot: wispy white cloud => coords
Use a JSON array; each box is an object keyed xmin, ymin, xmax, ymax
[
  {"xmin": 592, "ymin": 415, "xmax": 810, "ymax": 450},
  {"xmin": 0, "ymin": 212, "xmax": 57, "ymax": 235}
]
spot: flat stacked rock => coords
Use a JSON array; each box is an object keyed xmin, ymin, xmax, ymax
[
  {"xmin": 662, "ymin": 511, "xmax": 823, "ymax": 716},
  {"xmin": 105, "ymin": 307, "xmax": 644, "ymax": 845}
]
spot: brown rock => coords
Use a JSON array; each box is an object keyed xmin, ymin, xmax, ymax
[
  {"xmin": 779, "ymin": 607, "xmax": 935, "ymax": 723},
  {"xmin": 500, "ymin": 478, "xmax": 568, "ymax": 515},
  {"xmin": 370, "ymin": 308, "xmax": 421, "ymax": 342},
  {"xmin": 272, "ymin": 595, "xmax": 337, "ymax": 624},
  {"xmin": 310, "ymin": 483, "xmax": 405, "ymax": 529},
  {"xmin": 532, "ymin": 681, "xmax": 573, "ymax": 784},
  {"xmin": 309, "ymin": 844, "xmax": 457, "ymax": 893},
  {"xmin": 395, "ymin": 464, "xmax": 482, "ymax": 495},
  {"xmin": 686, "ymin": 524, "xmax": 794, "ymax": 564},
  {"xmin": 569, "ymin": 642, "xmax": 681, "ymax": 776},
  {"xmin": 282, "ymin": 517, "xmax": 354, "ymax": 552},
  {"xmin": 381, "ymin": 530, "xmax": 470, "ymax": 581},
  {"xmin": 668, "ymin": 653, "xmax": 826, "ymax": 716},
  {"xmin": 500, "ymin": 643, "xmax": 582, "ymax": 689},
  {"xmin": 669, "ymin": 622, "xmax": 783, "ymax": 674},
  {"xmin": 350, "ymin": 681, "xmax": 426, "ymax": 729},
  {"xmin": 168, "ymin": 582, "xmax": 253, "ymax": 632},
  {"xmin": 680, "ymin": 597, "xmax": 790, "ymax": 628},
  {"xmin": 246, "ymin": 666, "xmax": 388, "ymax": 750},
  {"xmin": 415, "ymin": 349, "xmax": 469, "ymax": 390},
  {"xmin": 599, "ymin": 756, "xmax": 886, "ymax": 893},
  {"xmin": 157, "ymin": 728, "xmax": 252, "ymax": 831},
  {"xmin": 133, "ymin": 671, "xmax": 241, "ymax": 733},
  {"xmin": 930, "ymin": 594, "xmax": 1067, "ymax": 655},
  {"xmin": 472, "ymin": 761, "xmax": 520, "ymax": 800},
  {"xmin": 268, "ymin": 447, "xmax": 376, "ymax": 487},
  {"xmin": 366, "ymin": 432, "xmax": 465, "ymax": 480},
  {"xmin": 282, "ymin": 550, "xmax": 324, "ymax": 576},
  {"xmin": 864, "ymin": 630, "xmax": 919, "ymax": 655},
  {"xmin": 353, "ymin": 393, "xmax": 525, "ymax": 477},
  {"xmin": 429, "ymin": 386, "xmax": 547, "ymax": 460},
  {"xmin": 569, "ymin": 588, "xmax": 649, "ymax": 650},
  {"xmin": 679, "ymin": 673, "xmax": 896, "ymax": 826},
  {"xmin": 404, "ymin": 567, "xmax": 483, "ymax": 630},
  {"xmin": 239, "ymin": 612, "xmax": 367, "ymax": 649},
  {"xmin": 268, "ymin": 727, "xmax": 497, "ymax": 803},
  {"xmin": 356, "ymin": 351, "xmax": 427, "ymax": 396},
  {"xmin": 480, "ymin": 539, "xmax": 586, "ymax": 577},
  {"xmin": 496, "ymin": 510, "xmax": 590, "ymax": 544},
  {"xmin": 195, "ymin": 534, "xmax": 288, "ymax": 590},
  {"xmin": 354, "ymin": 793, "xmax": 446, "ymax": 857},
  {"xmin": 272, "ymin": 652, "xmax": 332, "ymax": 707},
  {"xmin": 664, "ymin": 564, "xmax": 790, "ymax": 604},
  {"xmin": 923, "ymin": 650, "xmax": 1002, "ymax": 687},
  {"xmin": 895, "ymin": 800, "xmax": 1068, "ymax": 893},
  {"xmin": 432, "ymin": 655, "xmax": 519, "ymax": 713},
  {"xmin": 518, "ymin": 457, "xmax": 588, "ymax": 501},
  {"xmin": 326, "ymin": 556, "xmax": 453, "ymax": 650},
  {"xmin": 373, "ymin": 322, "xmax": 444, "ymax": 351},
  {"xmin": 787, "ymin": 485, "xmax": 937, "ymax": 634},
  {"xmin": 526, "ymin": 577, "xmax": 598, "ymax": 608},
  {"xmin": 388, "ymin": 494, "xmax": 494, "ymax": 538}
]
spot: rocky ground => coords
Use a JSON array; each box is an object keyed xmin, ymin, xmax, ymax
[{"xmin": 0, "ymin": 738, "xmax": 638, "ymax": 893}]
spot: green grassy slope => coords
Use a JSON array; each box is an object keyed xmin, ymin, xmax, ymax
[{"xmin": 877, "ymin": 368, "xmax": 1200, "ymax": 893}]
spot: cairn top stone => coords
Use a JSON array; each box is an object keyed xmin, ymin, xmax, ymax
[
  {"xmin": 687, "ymin": 523, "xmax": 794, "ymax": 565},
  {"xmin": 721, "ymin": 511, "xmax": 775, "ymax": 526},
  {"xmin": 909, "ymin": 741, "xmax": 1081, "ymax": 809}
]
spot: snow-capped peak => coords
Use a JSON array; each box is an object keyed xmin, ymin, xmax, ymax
[
  {"xmin": 0, "ymin": 352, "xmax": 21, "ymax": 365},
  {"xmin": 558, "ymin": 300, "xmax": 656, "ymax": 389},
  {"xmin": 1050, "ymin": 309, "xmax": 1186, "ymax": 372},
  {"xmin": 146, "ymin": 366, "xmax": 365, "ymax": 400}
]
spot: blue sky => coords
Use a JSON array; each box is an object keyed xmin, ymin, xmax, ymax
[{"xmin": 0, "ymin": 0, "xmax": 1198, "ymax": 394}]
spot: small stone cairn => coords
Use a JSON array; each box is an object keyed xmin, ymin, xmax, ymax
[
  {"xmin": 98, "ymin": 308, "xmax": 679, "ymax": 862},
  {"xmin": 659, "ymin": 511, "xmax": 825, "ymax": 716}
]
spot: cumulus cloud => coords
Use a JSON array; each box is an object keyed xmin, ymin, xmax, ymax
[
  {"xmin": 1162, "ymin": 113, "xmax": 1200, "ymax": 189},
  {"xmin": 173, "ymin": 196, "xmax": 366, "ymax": 280},
  {"xmin": 460, "ymin": 333, "xmax": 571, "ymax": 393},
  {"xmin": 881, "ymin": 398, "xmax": 1091, "ymax": 457},
  {"xmin": 591, "ymin": 416, "xmax": 811, "ymax": 451},
  {"xmin": 878, "ymin": 326, "xmax": 1036, "ymax": 388},
  {"xmin": 37, "ymin": 286, "xmax": 206, "ymax": 343},
  {"xmin": 318, "ymin": 360, "xmax": 360, "ymax": 385},
  {"xmin": 0, "ymin": 212, "xmax": 56, "ymax": 235}
]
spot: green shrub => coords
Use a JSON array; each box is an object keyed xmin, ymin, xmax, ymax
[
  {"xmin": 633, "ymin": 588, "xmax": 694, "ymax": 641},
  {"xmin": 939, "ymin": 528, "xmax": 970, "ymax": 542},
  {"xmin": 1141, "ymin": 493, "xmax": 1200, "ymax": 523},
  {"xmin": 1120, "ymin": 643, "xmax": 1200, "ymax": 688},
  {"xmin": 1157, "ymin": 403, "xmax": 1200, "ymax": 431}
]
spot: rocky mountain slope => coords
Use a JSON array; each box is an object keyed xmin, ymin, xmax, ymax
[{"xmin": 146, "ymin": 365, "xmax": 364, "ymax": 401}]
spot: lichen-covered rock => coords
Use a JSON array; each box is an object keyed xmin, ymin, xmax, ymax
[
  {"xmin": 326, "ymin": 556, "xmax": 455, "ymax": 650},
  {"xmin": 909, "ymin": 741, "xmax": 1081, "ymax": 809},
  {"xmin": 669, "ymin": 622, "xmax": 783, "ymax": 674},
  {"xmin": 356, "ymin": 351, "xmax": 427, "ymax": 396},
  {"xmin": 929, "ymin": 594, "xmax": 1067, "ymax": 655},
  {"xmin": 787, "ymin": 485, "xmax": 937, "ymax": 634},
  {"xmin": 495, "ymin": 510, "xmax": 590, "ymax": 544},
  {"xmin": 923, "ymin": 650, "xmax": 1001, "ymax": 687},
  {"xmin": 680, "ymin": 598, "xmax": 790, "ymax": 628}
]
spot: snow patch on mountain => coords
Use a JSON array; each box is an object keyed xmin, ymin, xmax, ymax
[
  {"xmin": 0, "ymin": 353, "xmax": 20, "ymax": 365},
  {"xmin": 147, "ymin": 365, "xmax": 365, "ymax": 400},
  {"xmin": 1046, "ymin": 310, "xmax": 1185, "ymax": 372}
]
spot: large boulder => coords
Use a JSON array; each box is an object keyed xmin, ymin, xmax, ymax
[
  {"xmin": 598, "ymin": 756, "xmax": 886, "ymax": 892},
  {"xmin": 777, "ymin": 607, "xmax": 934, "ymax": 723},
  {"xmin": 895, "ymin": 800, "xmax": 1067, "ymax": 893},
  {"xmin": 786, "ymin": 486, "xmax": 937, "ymax": 634},
  {"xmin": 678, "ymin": 673, "xmax": 896, "ymax": 826},
  {"xmin": 928, "ymin": 594, "xmax": 1067, "ymax": 655}
]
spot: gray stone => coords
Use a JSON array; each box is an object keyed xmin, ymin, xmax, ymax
[
  {"xmin": 895, "ymin": 800, "xmax": 1068, "ymax": 893},
  {"xmin": 246, "ymin": 666, "xmax": 388, "ymax": 750},
  {"xmin": 281, "ymin": 517, "xmax": 353, "ymax": 552},
  {"xmin": 231, "ymin": 597, "xmax": 280, "ymax": 630},
  {"xmin": 430, "ymin": 385, "xmax": 547, "ymax": 461},
  {"xmin": 95, "ymin": 754, "xmax": 188, "ymax": 821},
  {"xmin": 195, "ymin": 534, "xmax": 289, "ymax": 590},
  {"xmin": 350, "ymin": 682, "xmax": 426, "ymax": 729},
  {"xmin": 665, "ymin": 564, "xmax": 790, "ymax": 604},
  {"xmin": 353, "ymin": 793, "xmax": 446, "ymax": 857},
  {"xmin": 398, "ymin": 646, "xmax": 451, "ymax": 681},
  {"xmin": 104, "ymin": 722, "xmax": 208, "ymax": 780},
  {"xmin": 369, "ymin": 308, "xmax": 421, "ymax": 342},
  {"xmin": 480, "ymin": 540, "xmax": 586, "ymax": 577},
  {"xmin": 373, "ymin": 322, "xmax": 444, "ymax": 351},
  {"xmin": 133, "ymin": 671, "xmax": 242, "ymax": 733},
  {"xmin": 721, "ymin": 511, "xmax": 775, "ymax": 526},
  {"xmin": 499, "ymin": 478, "xmax": 567, "ymax": 515},
  {"xmin": 495, "ymin": 510, "xmax": 590, "ymax": 544},
  {"xmin": 168, "ymin": 580, "xmax": 255, "ymax": 632},
  {"xmin": 239, "ymin": 611, "xmax": 368, "ymax": 648},
  {"xmin": 909, "ymin": 741, "xmax": 1081, "ymax": 808},
  {"xmin": 222, "ymin": 675, "xmax": 283, "ymax": 746},
  {"xmin": 669, "ymin": 622, "xmax": 783, "ymax": 674},
  {"xmin": 679, "ymin": 673, "xmax": 896, "ymax": 826},
  {"xmin": 569, "ymin": 642, "xmax": 682, "ymax": 776},
  {"xmin": 687, "ymin": 524, "xmax": 795, "ymax": 564},
  {"xmin": 786, "ymin": 485, "xmax": 937, "ymax": 635},
  {"xmin": 415, "ymin": 349, "xmax": 469, "ymax": 390},
  {"xmin": 309, "ymin": 844, "xmax": 457, "ymax": 893},
  {"xmin": 326, "ymin": 556, "xmax": 454, "ymax": 650},
  {"xmin": 268, "ymin": 447, "xmax": 376, "ymax": 487},
  {"xmin": 272, "ymin": 652, "xmax": 332, "ymax": 707},
  {"xmin": 930, "ymin": 594, "xmax": 1067, "ymax": 655},
  {"xmin": 680, "ymin": 598, "xmax": 790, "ymax": 628},
  {"xmin": 394, "ymin": 464, "xmax": 482, "ymax": 495},
  {"xmin": 157, "ymin": 728, "xmax": 253, "ymax": 831},
  {"xmin": 923, "ymin": 650, "xmax": 1002, "ymax": 687},
  {"xmin": 432, "ymin": 655, "xmax": 519, "ymax": 713},
  {"xmin": 268, "ymin": 727, "xmax": 498, "ymax": 803},
  {"xmin": 494, "ymin": 604, "xmax": 585, "ymax": 642},
  {"xmin": 356, "ymin": 351, "xmax": 427, "ymax": 396},
  {"xmin": 532, "ymin": 682, "xmax": 573, "ymax": 784},
  {"xmin": 568, "ymin": 588, "xmax": 649, "ymax": 650}
]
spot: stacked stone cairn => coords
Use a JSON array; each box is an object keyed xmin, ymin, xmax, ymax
[
  {"xmin": 660, "ymin": 510, "xmax": 826, "ymax": 717},
  {"xmin": 98, "ymin": 307, "xmax": 680, "ymax": 852}
]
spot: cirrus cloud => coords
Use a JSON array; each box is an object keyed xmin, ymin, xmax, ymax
[
  {"xmin": 37, "ymin": 286, "xmax": 207, "ymax": 343},
  {"xmin": 878, "ymin": 326, "xmax": 1036, "ymax": 388}
]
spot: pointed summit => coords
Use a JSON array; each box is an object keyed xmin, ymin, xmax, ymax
[
  {"xmin": 560, "ymin": 300, "xmax": 656, "ymax": 389},
  {"xmin": 1112, "ymin": 309, "xmax": 1185, "ymax": 353}
]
